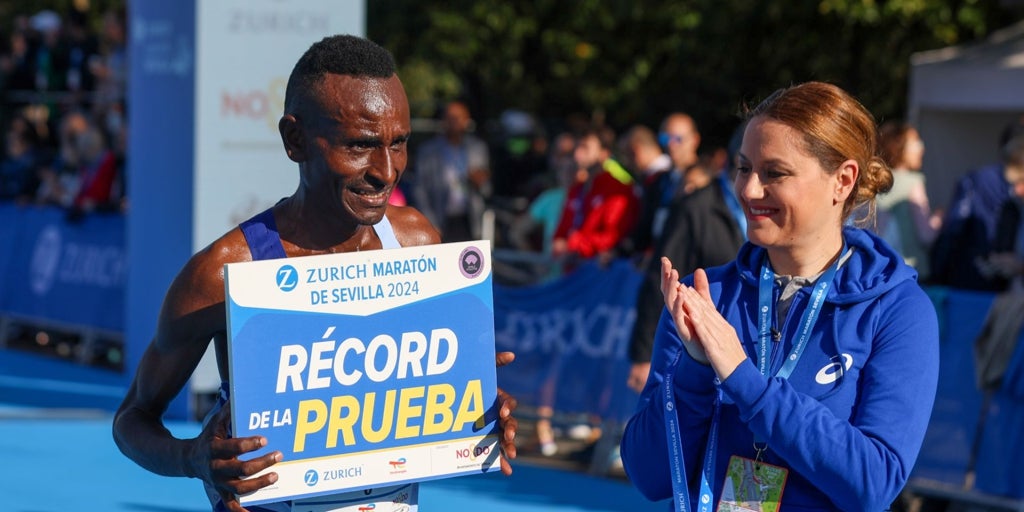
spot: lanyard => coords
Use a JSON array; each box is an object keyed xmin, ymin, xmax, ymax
[
  {"xmin": 664, "ymin": 348, "xmax": 720, "ymax": 512},
  {"xmin": 661, "ymin": 170, "xmax": 683, "ymax": 207},
  {"xmin": 757, "ymin": 243, "xmax": 845, "ymax": 380},
  {"xmin": 663, "ymin": 243, "xmax": 845, "ymax": 512}
]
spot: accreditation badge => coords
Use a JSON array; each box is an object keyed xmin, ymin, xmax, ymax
[{"xmin": 718, "ymin": 455, "xmax": 788, "ymax": 512}]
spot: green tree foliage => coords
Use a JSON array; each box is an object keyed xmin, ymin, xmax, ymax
[
  {"xmin": 0, "ymin": 0, "xmax": 123, "ymax": 36},
  {"xmin": 371, "ymin": 0, "xmax": 1018, "ymax": 148}
]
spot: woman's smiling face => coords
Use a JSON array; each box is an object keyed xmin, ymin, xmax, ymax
[{"xmin": 734, "ymin": 116, "xmax": 850, "ymax": 257}]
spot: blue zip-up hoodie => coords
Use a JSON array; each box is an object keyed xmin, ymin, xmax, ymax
[{"xmin": 621, "ymin": 227, "xmax": 939, "ymax": 511}]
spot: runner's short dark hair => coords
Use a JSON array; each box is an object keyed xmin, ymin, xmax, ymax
[{"xmin": 284, "ymin": 35, "xmax": 397, "ymax": 115}]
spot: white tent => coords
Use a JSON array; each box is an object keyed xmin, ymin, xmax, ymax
[{"xmin": 908, "ymin": 19, "xmax": 1024, "ymax": 209}]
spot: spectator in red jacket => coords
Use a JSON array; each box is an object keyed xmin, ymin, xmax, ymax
[
  {"xmin": 552, "ymin": 126, "xmax": 638, "ymax": 263},
  {"xmin": 56, "ymin": 109, "xmax": 120, "ymax": 218},
  {"xmin": 71, "ymin": 122, "xmax": 117, "ymax": 211}
]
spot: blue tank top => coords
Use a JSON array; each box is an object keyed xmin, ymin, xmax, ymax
[
  {"xmin": 239, "ymin": 207, "xmax": 402, "ymax": 258},
  {"xmin": 204, "ymin": 208, "xmax": 411, "ymax": 512}
]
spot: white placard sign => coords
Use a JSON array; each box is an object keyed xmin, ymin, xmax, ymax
[{"xmin": 225, "ymin": 241, "xmax": 500, "ymax": 505}]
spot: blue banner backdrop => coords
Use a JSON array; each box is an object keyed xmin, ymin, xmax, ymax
[
  {"xmin": 0, "ymin": 204, "xmax": 126, "ymax": 409},
  {"xmin": 0, "ymin": 204, "xmax": 125, "ymax": 330},
  {"xmin": 494, "ymin": 260, "xmax": 643, "ymax": 424}
]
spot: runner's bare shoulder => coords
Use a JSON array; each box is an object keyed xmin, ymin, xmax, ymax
[
  {"xmin": 386, "ymin": 204, "xmax": 441, "ymax": 247},
  {"xmin": 160, "ymin": 227, "xmax": 252, "ymax": 326}
]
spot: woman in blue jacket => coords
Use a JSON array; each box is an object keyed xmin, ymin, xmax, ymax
[{"xmin": 620, "ymin": 82, "xmax": 939, "ymax": 512}]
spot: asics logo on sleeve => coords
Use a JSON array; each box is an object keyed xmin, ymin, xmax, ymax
[{"xmin": 815, "ymin": 353, "xmax": 853, "ymax": 385}]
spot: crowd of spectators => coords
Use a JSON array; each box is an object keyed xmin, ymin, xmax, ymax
[
  {"xmin": 464, "ymin": 105, "xmax": 1024, "ymax": 300},
  {"xmin": 0, "ymin": 7, "xmax": 127, "ymax": 218},
  {"xmin": 453, "ymin": 106, "xmax": 749, "ymax": 286}
]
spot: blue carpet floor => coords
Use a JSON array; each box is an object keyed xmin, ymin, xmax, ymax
[{"xmin": 0, "ymin": 413, "xmax": 664, "ymax": 512}]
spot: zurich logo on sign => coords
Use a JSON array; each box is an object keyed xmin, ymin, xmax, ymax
[{"xmin": 276, "ymin": 265, "xmax": 298, "ymax": 292}]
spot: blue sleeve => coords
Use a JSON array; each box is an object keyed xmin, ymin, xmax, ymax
[
  {"xmin": 719, "ymin": 282, "xmax": 940, "ymax": 511},
  {"xmin": 620, "ymin": 308, "xmax": 718, "ymax": 501}
]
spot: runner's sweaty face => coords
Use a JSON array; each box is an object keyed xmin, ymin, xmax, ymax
[{"xmin": 298, "ymin": 73, "xmax": 411, "ymax": 226}]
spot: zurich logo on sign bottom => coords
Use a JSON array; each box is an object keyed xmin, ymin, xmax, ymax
[
  {"xmin": 277, "ymin": 264, "xmax": 298, "ymax": 292},
  {"xmin": 304, "ymin": 469, "xmax": 318, "ymax": 486}
]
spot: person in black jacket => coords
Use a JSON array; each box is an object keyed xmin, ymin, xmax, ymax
[
  {"xmin": 614, "ymin": 113, "xmax": 703, "ymax": 266},
  {"xmin": 625, "ymin": 165, "xmax": 746, "ymax": 392}
]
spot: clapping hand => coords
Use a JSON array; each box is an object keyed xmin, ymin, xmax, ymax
[{"xmin": 661, "ymin": 259, "xmax": 747, "ymax": 381}]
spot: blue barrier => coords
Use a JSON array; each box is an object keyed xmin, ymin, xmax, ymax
[
  {"xmin": 910, "ymin": 288, "xmax": 1024, "ymax": 502},
  {"xmin": 0, "ymin": 204, "xmax": 126, "ymax": 331},
  {"xmin": 0, "ymin": 204, "xmax": 128, "ymax": 409},
  {"xmin": 973, "ymin": 325, "xmax": 1024, "ymax": 499},
  {"xmin": 494, "ymin": 259, "xmax": 643, "ymax": 424},
  {"xmin": 911, "ymin": 289, "xmax": 992, "ymax": 485}
]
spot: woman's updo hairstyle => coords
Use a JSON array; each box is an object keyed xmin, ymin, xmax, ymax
[{"xmin": 748, "ymin": 81, "xmax": 893, "ymax": 225}]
